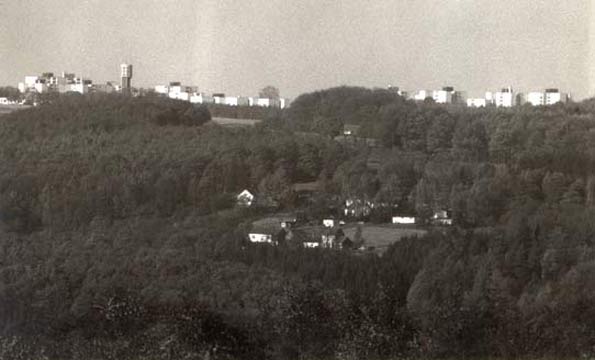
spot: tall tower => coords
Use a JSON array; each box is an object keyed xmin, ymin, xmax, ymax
[{"xmin": 120, "ymin": 63, "xmax": 133, "ymax": 92}]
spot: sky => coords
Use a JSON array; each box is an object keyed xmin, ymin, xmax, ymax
[{"xmin": 1, "ymin": 0, "xmax": 594, "ymax": 99}]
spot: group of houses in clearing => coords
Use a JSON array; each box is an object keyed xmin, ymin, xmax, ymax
[{"xmin": 238, "ymin": 188, "xmax": 453, "ymax": 248}]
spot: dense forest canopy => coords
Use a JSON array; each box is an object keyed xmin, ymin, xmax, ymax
[{"xmin": 0, "ymin": 89, "xmax": 594, "ymax": 359}]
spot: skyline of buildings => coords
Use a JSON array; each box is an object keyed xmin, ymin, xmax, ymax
[{"xmin": 12, "ymin": 63, "xmax": 572, "ymax": 109}]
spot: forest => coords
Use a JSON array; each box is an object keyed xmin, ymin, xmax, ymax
[{"xmin": 0, "ymin": 89, "xmax": 594, "ymax": 359}]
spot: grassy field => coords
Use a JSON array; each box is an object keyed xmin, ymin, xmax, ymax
[
  {"xmin": 0, "ymin": 104, "xmax": 30, "ymax": 116},
  {"xmin": 343, "ymin": 224, "xmax": 427, "ymax": 253},
  {"xmin": 211, "ymin": 117, "xmax": 261, "ymax": 127}
]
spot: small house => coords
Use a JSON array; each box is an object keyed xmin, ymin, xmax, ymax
[
  {"xmin": 321, "ymin": 234, "xmax": 336, "ymax": 248},
  {"xmin": 322, "ymin": 218, "xmax": 335, "ymax": 228},
  {"xmin": 236, "ymin": 189, "xmax": 255, "ymax": 207},
  {"xmin": 343, "ymin": 124, "xmax": 360, "ymax": 136},
  {"xmin": 248, "ymin": 232, "xmax": 274, "ymax": 243},
  {"xmin": 248, "ymin": 225, "xmax": 277, "ymax": 244},
  {"xmin": 303, "ymin": 241, "xmax": 321, "ymax": 248},
  {"xmin": 432, "ymin": 210, "xmax": 453, "ymax": 225},
  {"xmin": 392, "ymin": 216, "xmax": 416, "ymax": 224}
]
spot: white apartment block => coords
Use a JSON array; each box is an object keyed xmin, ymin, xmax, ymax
[
  {"xmin": 190, "ymin": 93, "xmax": 214, "ymax": 104},
  {"xmin": 225, "ymin": 96, "xmax": 239, "ymax": 106},
  {"xmin": 527, "ymin": 92, "xmax": 545, "ymax": 106},
  {"xmin": 527, "ymin": 89, "xmax": 568, "ymax": 106},
  {"xmin": 467, "ymin": 98, "xmax": 487, "ymax": 107},
  {"xmin": 545, "ymin": 89, "xmax": 568, "ymax": 105},
  {"xmin": 154, "ymin": 85, "xmax": 169, "ymax": 94},
  {"xmin": 432, "ymin": 89, "xmax": 453, "ymax": 104},
  {"xmin": 493, "ymin": 87, "xmax": 515, "ymax": 107},
  {"xmin": 18, "ymin": 72, "xmax": 91, "ymax": 95},
  {"xmin": 169, "ymin": 91, "xmax": 190, "ymax": 101},
  {"xmin": 413, "ymin": 90, "xmax": 432, "ymax": 101}
]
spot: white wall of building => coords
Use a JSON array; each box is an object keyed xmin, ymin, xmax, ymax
[
  {"xmin": 169, "ymin": 91, "xmax": 190, "ymax": 101},
  {"xmin": 303, "ymin": 242, "xmax": 320, "ymax": 248},
  {"xmin": 323, "ymin": 219, "xmax": 335, "ymax": 228},
  {"xmin": 413, "ymin": 90, "xmax": 431, "ymax": 101},
  {"xmin": 545, "ymin": 91, "xmax": 567, "ymax": 105},
  {"xmin": 34, "ymin": 82, "xmax": 47, "ymax": 93},
  {"xmin": 432, "ymin": 90, "xmax": 452, "ymax": 104},
  {"xmin": 494, "ymin": 91, "xmax": 514, "ymax": 107},
  {"xmin": 392, "ymin": 216, "xmax": 416, "ymax": 224},
  {"xmin": 249, "ymin": 233, "xmax": 273, "ymax": 243},
  {"xmin": 527, "ymin": 92, "xmax": 545, "ymax": 106},
  {"xmin": 225, "ymin": 96, "xmax": 239, "ymax": 106},
  {"xmin": 467, "ymin": 98, "xmax": 487, "ymax": 107},
  {"xmin": 257, "ymin": 98, "xmax": 271, "ymax": 107},
  {"xmin": 155, "ymin": 85, "xmax": 169, "ymax": 94}
]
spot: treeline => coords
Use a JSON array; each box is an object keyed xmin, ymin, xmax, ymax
[
  {"xmin": 1, "ymin": 90, "xmax": 595, "ymax": 359},
  {"xmin": 0, "ymin": 86, "xmax": 21, "ymax": 101},
  {"xmin": 207, "ymin": 103, "xmax": 280, "ymax": 120}
]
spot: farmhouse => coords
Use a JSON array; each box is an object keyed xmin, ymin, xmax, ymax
[
  {"xmin": 432, "ymin": 210, "xmax": 453, "ymax": 225},
  {"xmin": 303, "ymin": 241, "xmax": 321, "ymax": 248},
  {"xmin": 248, "ymin": 232, "xmax": 274, "ymax": 243},
  {"xmin": 322, "ymin": 218, "xmax": 336, "ymax": 228},
  {"xmin": 392, "ymin": 216, "xmax": 416, "ymax": 224},
  {"xmin": 236, "ymin": 189, "xmax": 255, "ymax": 207}
]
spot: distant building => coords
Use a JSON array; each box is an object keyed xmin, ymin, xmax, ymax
[
  {"xmin": 544, "ymin": 88, "xmax": 568, "ymax": 105},
  {"xmin": 526, "ymin": 89, "xmax": 568, "ymax": 106},
  {"xmin": 237, "ymin": 189, "xmax": 255, "ymax": 207},
  {"xmin": 527, "ymin": 91, "xmax": 545, "ymax": 106},
  {"xmin": 322, "ymin": 218, "xmax": 336, "ymax": 228},
  {"xmin": 225, "ymin": 96, "xmax": 239, "ymax": 106},
  {"xmin": 432, "ymin": 88, "xmax": 453, "ymax": 104},
  {"xmin": 392, "ymin": 216, "xmax": 416, "ymax": 224},
  {"xmin": 493, "ymin": 87, "xmax": 515, "ymax": 107},
  {"xmin": 155, "ymin": 85, "xmax": 169, "ymax": 94},
  {"xmin": 120, "ymin": 63, "xmax": 133, "ymax": 92},
  {"xmin": 248, "ymin": 232, "xmax": 274, "ymax": 243},
  {"xmin": 190, "ymin": 93, "xmax": 214, "ymax": 104},
  {"xmin": 303, "ymin": 241, "xmax": 320, "ymax": 248},
  {"xmin": 413, "ymin": 90, "xmax": 432, "ymax": 101},
  {"xmin": 432, "ymin": 210, "xmax": 453, "ymax": 225},
  {"xmin": 467, "ymin": 98, "xmax": 487, "ymax": 107}
]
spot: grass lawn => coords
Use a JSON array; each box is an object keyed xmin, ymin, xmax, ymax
[
  {"xmin": 343, "ymin": 224, "xmax": 427, "ymax": 253},
  {"xmin": 211, "ymin": 117, "xmax": 261, "ymax": 127},
  {"xmin": 0, "ymin": 104, "xmax": 30, "ymax": 116}
]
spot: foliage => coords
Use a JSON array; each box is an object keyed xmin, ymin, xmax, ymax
[{"xmin": 1, "ymin": 90, "xmax": 595, "ymax": 359}]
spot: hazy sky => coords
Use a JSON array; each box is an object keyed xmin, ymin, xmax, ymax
[{"xmin": 1, "ymin": 0, "xmax": 593, "ymax": 99}]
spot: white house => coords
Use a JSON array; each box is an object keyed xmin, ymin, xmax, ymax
[
  {"xmin": 248, "ymin": 233, "xmax": 274, "ymax": 243},
  {"xmin": 303, "ymin": 241, "xmax": 320, "ymax": 248},
  {"xmin": 0, "ymin": 97, "xmax": 10, "ymax": 105},
  {"xmin": 169, "ymin": 91, "xmax": 190, "ymax": 101},
  {"xmin": 392, "ymin": 216, "xmax": 416, "ymax": 224},
  {"xmin": 432, "ymin": 210, "xmax": 453, "ymax": 225},
  {"xmin": 236, "ymin": 189, "xmax": 255, "ymax": 207},
  {"xmin": 323, "ymin": 218, "xmax": 335, "ymax": 228},
  {"xmin": 321, "ymin": 234, "xmax": 336, "ymax": 248}
]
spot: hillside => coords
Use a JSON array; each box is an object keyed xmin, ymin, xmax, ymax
[{"xmin": 1, "ymin": 90, "xmax": 595, "ymax": 359}]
